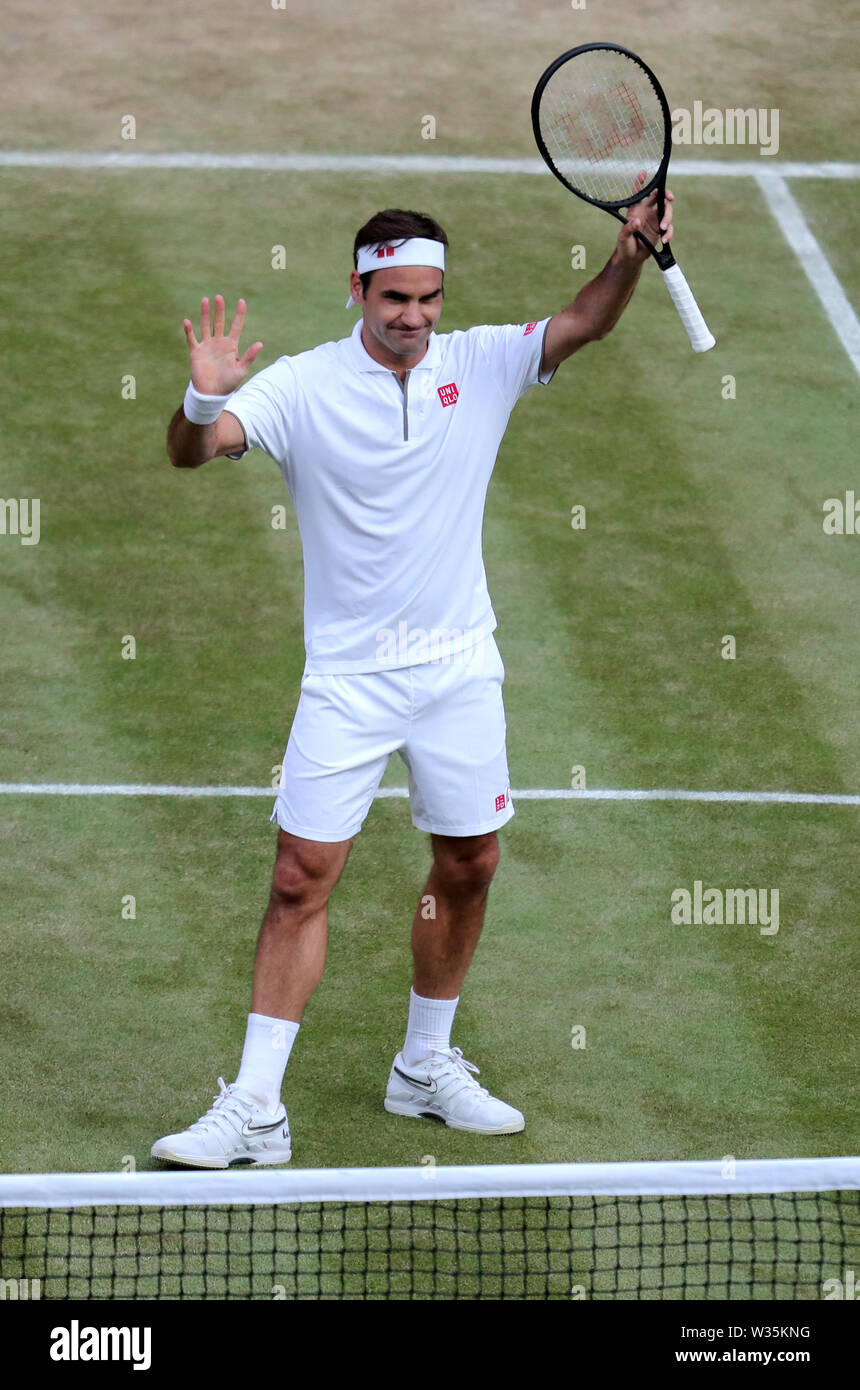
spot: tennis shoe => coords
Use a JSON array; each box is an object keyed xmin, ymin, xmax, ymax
[
  {"xmin": 151, "ymin": 1077, "xmax": 291, "ymax": 1168},
  {"xmin": 384, "ymin": 1046, "xmax": 524, "ymax": 1134}
]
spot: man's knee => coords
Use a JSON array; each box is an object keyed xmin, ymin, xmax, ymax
[
  {"xmin": 432, "ymin": 832, "xmax": 500, "ymax": 895},
  {"xmin": 270, "ymin": 831, "xmax": 351, "ymax": 910}
]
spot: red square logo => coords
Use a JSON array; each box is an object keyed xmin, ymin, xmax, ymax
[
  {"xmin": 523, "ymin": 321, "xmax": 537, "ymax": 335},
  {"xmin": 495, "ymin": 792, "xmax": 507, "ymax": 812},
  {"xmin": 438, "ymin": 382, "xmax": 459, "ymax": 407}
]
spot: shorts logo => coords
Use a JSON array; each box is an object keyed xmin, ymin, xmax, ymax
[
  {"xmin": 495, "ymin": 792, "xmax": 508, "ymax": 812},
  {"xmin": 523, "ymin": 322, "xmax": 537, "ymax": 335},
  {"xmin": 438, "ymin": 382, "xmax": 459, "ymax": 407}
]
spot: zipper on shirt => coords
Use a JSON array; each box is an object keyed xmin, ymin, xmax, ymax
[{"xmin": 393, "ymin": 369, "xmax": 411, "ymax": 441}]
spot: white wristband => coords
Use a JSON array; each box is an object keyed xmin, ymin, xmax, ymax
[{"xmin": 183, "ymin": 380, "xmax": 231, "ymax": 425}]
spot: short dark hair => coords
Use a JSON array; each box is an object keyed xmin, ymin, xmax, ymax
[{"xmin": 353, "ymin": 208, "xmax": 448, "ymax": 296}]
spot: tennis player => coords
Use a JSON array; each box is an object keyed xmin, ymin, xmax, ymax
[{"xmin": 153, "ymin": 195, "xmax": 673, "ymax": 1167}]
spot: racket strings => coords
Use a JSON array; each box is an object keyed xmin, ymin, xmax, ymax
[{"xmin": 537, "ymin": 53, "xmax": 665, "ymax": 203}]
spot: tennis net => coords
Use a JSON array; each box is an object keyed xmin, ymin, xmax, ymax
[{"xmin": 1, "ymin": 1158, "xmax": 857, "ymax": 1300}]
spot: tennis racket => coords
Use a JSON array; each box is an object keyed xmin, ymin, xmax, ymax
[{"xmin": 531, "ymin": 42, "xmax": 716, "ymax": 353}]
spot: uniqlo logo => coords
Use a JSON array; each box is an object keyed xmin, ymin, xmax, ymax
[
  {"xmin": 523, "ymin": 321, "xmax": 537, "ymax": 335},
  {"xmin": 438, "ymin": 382, "xmax": 459, "ymax": 407},
  {"xmin": 495, "ymin": 792, "xmax": 508, "ymax": 812},
  {"xmin": 375, "ymin": 246, "xmax": 395, "ymax": 259}
]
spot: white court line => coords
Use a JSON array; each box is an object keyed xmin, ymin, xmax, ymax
[
  {"xmin": 0, "ymin": 150, "xmax": 858, "ymax": 178},
  {"xmin": 755, "ymin": 172, "xmax": 860, "ymax": 378},
  {"xmin": 0, "ymin": 783, "xmax": 858, "ymax": 806}
]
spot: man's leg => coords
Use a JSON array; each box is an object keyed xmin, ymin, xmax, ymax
[
  {"xmin": 233, "ymin": 829, "xmax": 353, "ymax": 1108},
  {"xmin": 411, "ymin": 831, "xmax": 499, "ymax": 998},
  {"xmin": 251, "ymin": 829, "xmax": 354, "ymax": 1020},
  {"xmin": 385, "ymin": 829, "xmax": 524, "ymax": 1134},
  {"xmin": 152, "ymin": 654, "xmax": 400, "ymax": 1168},
  {"xmin": 151, "ymin": 829, "xmax": 352, "ymax": 1168}
]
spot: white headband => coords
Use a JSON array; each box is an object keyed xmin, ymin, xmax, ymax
[{"xmin": 345, "ymin": 237, "xmax": 446, "ymax": 308}]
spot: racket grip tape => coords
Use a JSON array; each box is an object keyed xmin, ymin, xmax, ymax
[{"xmin": 660, "ymin": 263, "xmax": 716, "ymax": 353}]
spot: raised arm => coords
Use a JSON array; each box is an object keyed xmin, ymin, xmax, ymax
[
  {"xmin": 167, "ymin": 294, "xmax": 263, "ymax": 468},
  {"xmin": 541, "ymin": 185, "xmax": 675, "ymax": 375}
]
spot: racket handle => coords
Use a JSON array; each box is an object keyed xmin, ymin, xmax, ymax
[{"xmin": 660, "ymin": 263, "xmax": 716, "ymax": 353}]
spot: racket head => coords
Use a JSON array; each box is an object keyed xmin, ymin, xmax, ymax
[{"xmin": 531, "ymin": 42, "xmax": 672, "ymax": 212}]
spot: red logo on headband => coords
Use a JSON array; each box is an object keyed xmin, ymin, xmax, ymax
[
  {"xmin": 438, "ymin": 382, "xmax": 459, "ymax": 407},
  {"xmin": 375, "ymin": 246, "xmax": 395, "ymax": 259},
  {"xmin": 524, "ymin": 322, "xmax": 537, "ymax": 335}
]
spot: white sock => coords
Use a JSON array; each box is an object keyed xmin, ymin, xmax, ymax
[
  {"xmin": 402, "ymin": 988, "xmax": 459, "ymax": 1066},
  {"xmin": 235, "ymin": 1012, "xmax": 299, "ymax": 1111}
]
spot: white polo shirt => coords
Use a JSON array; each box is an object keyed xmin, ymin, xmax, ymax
[{"xmin": 224, "ymin": 315, "xmax": 557, "ymax": 674}]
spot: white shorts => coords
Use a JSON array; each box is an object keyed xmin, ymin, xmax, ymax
[{"xmin": 270, "ymin": 635, "xmax": 515, "ymax": 841}]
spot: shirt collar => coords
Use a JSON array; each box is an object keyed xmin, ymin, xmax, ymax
[{"xmin": 347, "ymin": 315, "xmax": 441, "ymax": 373}]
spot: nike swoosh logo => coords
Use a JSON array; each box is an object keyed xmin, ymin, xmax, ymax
[
  {"xmin": 242, "ymin": 1116, "xmax": 288, "ymax": 1137},
  {"xmin": 394, "ymin": 1065, "xmax": 437, "ymax": 1094}
]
